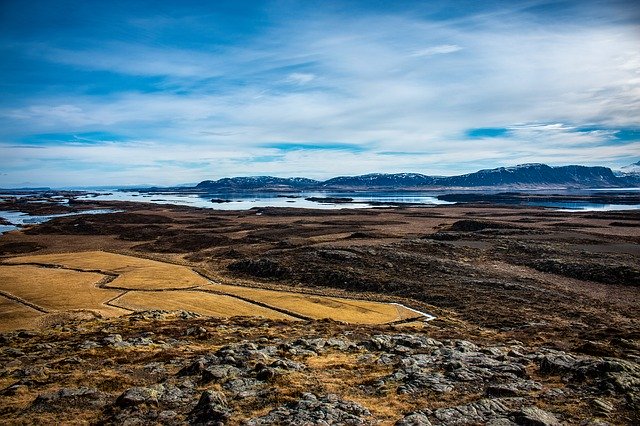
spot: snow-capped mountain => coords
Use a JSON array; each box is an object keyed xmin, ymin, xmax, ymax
[
  {"xmin": 187, "ymin": 164, "xmax": 639, "ymax": 191},
  {"xmin": 619, "ymin": 161, "xmax": 640, "ymax": 175}
]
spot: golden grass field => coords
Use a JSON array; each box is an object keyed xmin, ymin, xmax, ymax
[
  {"xmin": 0, "ymin": 295, "xmax": 44, "ymax": 331},
  {"xmin": 114, "ymin": 290, "xmax": 296, "ymax": 320},
  {"xmin": 210, "ymin": 283, "xmax": 420, "ymax": 324},
  {"xmin": 4, "ymin": 251, "xmax": 210, "ymax": 290},
  {"xmin": 0, "ymin": 265, "xmax": 126, "ymax": 316},
  {"xmin": 1, "ymin": 251, "xmax": 424, "ymax": 330}
]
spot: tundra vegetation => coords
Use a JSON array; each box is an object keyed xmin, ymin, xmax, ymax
[{"xmin": 0, "ymin": 197, "xmax": 638, "ymax": 424}]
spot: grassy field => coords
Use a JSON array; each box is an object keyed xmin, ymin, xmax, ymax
[
  {"xmin": 2, "ymin": 251, "xmax": 425, "ymax": 329},
  {"xmin": 0, "ymin": 265, "xmax": 127, "ymax": 318},
  {"xmin": 113, "ymin": 290, "xmax": 296, "ymax": 320},
  {"xmin": 210, "ymin": 283, "xmax": 420, "ymax": 324},
  {"xmin": 0, "ymin": 294, "xmax": 44, "ymax": 332},
  {"xmin": 5, "ymin": 251, "xmax": 210, "ymax": 290}
]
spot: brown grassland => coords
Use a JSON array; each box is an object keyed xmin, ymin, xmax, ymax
[
  {"xmin": 0, "ymin": 295, "xmax": 43, "ymax": 331},
  {"xmin": 4, "ymin": 250, "xmax": 210, "ymax": 290},
  {"xmin": 114, "ymin": 290, "xmax": 296, "ymax": 320},
  {"xmin": 208, "ymin": 283, "xmax": 420, "ymax": 324},
  {"xmin": 0, "ymin": 200, "xmax": 637, "ymax": 349},
  {"xmin": 1, "ymin": 250, "xmax": 422, "ymax": 328},
  {"xmin": 0, "ymin": 264, "xmax": 126, "ymax": 325},
  {"xmin": 0, "ymin": 198, "xmax": 638, "ymax": 424}
]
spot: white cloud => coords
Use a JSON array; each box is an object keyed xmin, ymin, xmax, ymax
[
  {"xmin": 286, "ymin": 72, "xmax": 316, "ymax": 84},
  {"xmin": 410, "ymin": 44, "xmax": 462, "ymax": 57}
]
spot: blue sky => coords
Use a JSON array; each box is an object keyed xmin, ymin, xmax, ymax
[{"xmin": 1, "ymin": 0, "xmax": 639, "ymax": 187}]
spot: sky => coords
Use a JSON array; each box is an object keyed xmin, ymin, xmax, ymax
[{"xmin": 1, "ymin": 0, "xmax": 639, "ymax": 187}]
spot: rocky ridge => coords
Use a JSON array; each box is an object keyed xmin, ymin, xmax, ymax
[{"xmin": 1, "ymin": 311, "xmax": 638, "ymax": 424}]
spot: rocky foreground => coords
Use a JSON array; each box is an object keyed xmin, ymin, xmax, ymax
[{"xmin": 1, "ymin": 311, "xmax": 638, "ymax": 425}]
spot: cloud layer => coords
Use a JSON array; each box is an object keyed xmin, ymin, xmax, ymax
[{"xmin": 1, "ymin": 0, "xmax": 639, "ymax": 186}]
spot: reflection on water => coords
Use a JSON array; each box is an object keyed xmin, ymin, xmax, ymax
[
  {"xmin": 77, "ymin": 191, "xmax": 454, "ymax": 210},
  {"xmin": 74, "ymin": 190, "xmax": 640, "ymax": 212}
]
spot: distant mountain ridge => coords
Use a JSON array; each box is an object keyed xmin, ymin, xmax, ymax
[
  {"xmin": 196, "ymin": 176, "xmax": 319, "ymax": 191},
  {"xmin": 619, "ymin": 161, "xmax": 640, "ymax": 175},
  {"xmin": 187, "ymin": 163, "xmax": 639, "ymax": 192},
  {"xmin": 440, "ymin": 164, "xmax": 622, "ymax": 188}
]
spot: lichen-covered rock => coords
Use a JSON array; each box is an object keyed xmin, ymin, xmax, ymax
[
  {"xmin": 395, "ymin": 370, "xmax": 454, "ymax": 394},
  {"xmin": 512, "ymin": 406, "xmax": 561, "ymax": 426},
  {"xmin": 188, "ymin": 390, "xmax": 230, "ymax": 426},
  {"xmin": 116, "ymin": 385, "xmax": 165, "ymax": 407},
  {"xmin": 396, "ymin": 412, "xmax": 433, "ymax": 426},
  {"xmin": 245, "ymin": 393, "xmax": 373, "ymax": 425},
  {"xmin": 201, "ymin": 365, "xmax": 242, "ymax": 384},
  {"xmin": 32, "ymin": 387, "xmax": 106, "ymax": 411},
  {"xmin": 432, "ymin": 398, "xmax": 509, "ymax": 425}
]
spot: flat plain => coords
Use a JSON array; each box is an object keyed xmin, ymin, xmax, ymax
[
  {"xmin": 4, "ymin": 250, "xmax": 210, "ymax": 290},
  {"xmin": 0, "ymin": 197, "xmax": 638, "ymax": 424},
  {"xmin": 0, "ymin": 264, "xmax": 126, "ymax": 329},
  {"xmin": 113, "ymin": 290, "xmax": 296, "ymax": 320},
  {"xmin": 1, "ymin": 250, "xmax": 422, "ymax": 326},
  {"xmin": 209, "ymin": 283, "xmax": 420, "ymax": 323},
  {"xmin": 0, "ymin": 294, "xmax": 44, "ymax": 331},
  {"xmin": 1, "ymin": 200, "xmax": 638, "ymax": 348}
]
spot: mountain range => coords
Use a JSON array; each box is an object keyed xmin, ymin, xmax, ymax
[
  {"xmin": 184, "ymin": 163, "xmax": 640, "ymax": 192},
  {"xmin": 618, "ymin": 160, "xmax": 640, "ymax": 175}
]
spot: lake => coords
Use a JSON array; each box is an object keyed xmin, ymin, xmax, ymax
[
  {"xmin": 1, "ymin": 188, "xmax": 638, "ymax": 235},
  {"xmin": 76, "ymin": 189, "xmax": 640, "ymax": 212},
  {"xmin": 76, "ymin": 191, "xmax": 454, "ymax": 210}
]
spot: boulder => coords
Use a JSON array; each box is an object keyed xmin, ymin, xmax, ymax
[
  {"xmin": 512, "ymin": 406, "xmax": 561, "ymax": 426},
  {"xmin": 396, "ymin": 412, "xmax": 433, "ymax": 425},
  {"xmin": 115, "ymin": 385, "xmax": 164, "ymax": 407},
  {"xmin": 433, "ymin": 398, "xmax": 509, "ymax": 425},
  {"xmin": 245, "ymin": 393, "xmax": 373, "ymax": 425},
  {"xmin": 188, "ymin": 390, "xmax": 230, "ymax": 426},
  {"xmin": 32, "ymin": 387, "xmax": 106, "ymax": 411}
]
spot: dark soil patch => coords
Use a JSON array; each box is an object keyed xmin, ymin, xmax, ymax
[
  {"xmin": 134, "ymin": 233, "xmax": 230, "ymax": 253},
  {"xmin": 117, "ymin": 225, "xmax": 172, "ymax": 241},
  {"xmin": 227, "ymin": 258, "xmax": 289, "ymax": 279},
  {"xmin": 0, "ymin": 241, "xmax": 44, "ymax": 255},
  {"xmin": 531, "ymin": 259, "xmax": 640, "ymax": 286},
  {"xmin": 610, "ymin": 221, "xmax": 640, "ymax": 227},
  {"xmin": 447, "ymin": 220, "xmax": 523, "ymax": 232}
]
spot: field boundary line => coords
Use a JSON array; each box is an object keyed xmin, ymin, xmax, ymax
[
  {"xmin": 193, "ymin": 288, "xmax": 312, "ymax": 321},
  {"xmin": 1, "ymin": 261, "xmax": 118, "ymax": 277},
  {"xmin": 191, "ymin": 267, "xmax": 438, "ymax": 319},
  {"xmin": 384, "ymin": 316, "xmax": 429, "ymax": 326},
  {"xmin": 5, "ymin": 255, "xmax": 439, "ymax": 320},
  {"xmin": 103, "ymin": 290, "xmax": 134, "ymax": 312},
  {"xmin": 0, "ymin": 290, "xmax": 49, "ymax": 313},
  {"xmin": 3, "ymin": 255, "xmax": 439, "ymax": 323},
  {"xmin": 4, "ymin": 261, "xmax": 208, "ymax": 292}
]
